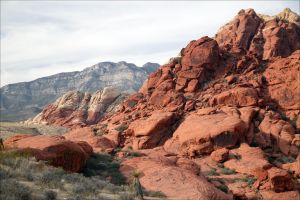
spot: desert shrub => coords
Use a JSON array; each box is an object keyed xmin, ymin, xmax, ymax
[
  {"xmin": 118, "ymin": 192, "xmax": 135, "ymax": 200},
  {"xmin": 217, "ymin": 163, "xmax": 224, "ymax": 168},
  {"xmin": 44, "ymin": 190, "xmax": 57, "ymax": 200},
  {"xmin": 115, "ymin": 124, "xmax": 128, "ymax": 133},
  {"xmin": 125, "ymin": 151, "xmax": 142, "ymax": 158},
  {"xmin": 0, "ymin": 179, "xmax": 32, "ymax": 200},
  {"xmin": 217, "ymin": 184, "xmax": 229, "ymax": 193},
  {"xmin": 208, "ymin": 168, "xmax": 220, "ymax": 176},
  {"xmin": 220, "ymin": 167, "xmax": 236, "ymax": 175},
  {"xmin": 37, "ymin": 169, "xmax": 65, "ymax": 188},
  {"xmin": 278, "ymin": 156, "xmax": 296, "ymax": 164},
  {"xmin": 145, "ymin": 190, "xmax": 167, "ymax": 198},
  {"xmin": 130, "ymin": 173, "xmax": 143, "ymax": 200},
  {"xmin": 0, "ymin": 150, "xmax": 32, "ymax": 166},
  {"xmin": 102, "ymin": 182, "xmax": 121, "ymax": 194},
  {"xmin": 242, "ymin": 176, "xmax": 256, "ymax": 186},
  {"xmin": 83, "ymin": 153, "xmax": 126, "ymax": 185}
]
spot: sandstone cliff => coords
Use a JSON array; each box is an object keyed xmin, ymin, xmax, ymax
[{"xmin": 25, "ymin": 87, "xmax": 127, "ymax": 127}]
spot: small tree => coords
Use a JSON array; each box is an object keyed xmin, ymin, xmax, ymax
[{"xmin": 130, "ymin": 171, "xmax": 144, "ymax": 200}]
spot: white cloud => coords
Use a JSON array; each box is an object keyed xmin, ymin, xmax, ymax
[{"xmin": 1, "ymin": 1, "xmax": 299, "ymax": 86}]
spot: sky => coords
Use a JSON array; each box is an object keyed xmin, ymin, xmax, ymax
[{"xmin": 1, "ymin": 1, "xmax": 299, "ymax": 86}]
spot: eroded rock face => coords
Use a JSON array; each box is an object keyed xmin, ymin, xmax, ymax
[
  {"xmin": 224, "ymin": 143, "xmax": 271, "ymax": 176},
  {"xmin": 216, "ymin": 8, "xmax": 300, "ymax": 60},
  {"xmin": 264, "ymin": 51, "xmax": 300, "ymax": 118},
  {"xmin": 4, "ymin": 134, "xmax": 92, "ymax": 172},
  {"xmin": 64, "ymin": 127, "xmax": 118, "ymax": 153},
  {"xmin": 210, "ymin": 87, "xmax": 258, "ymax": 107},
  {"xmin": 140, "ymin": 36, "xmax": 220, "ymax": 98},
  {"xmin": 267, "ymin": 167, "xmax": 294, "ymax": 192},
  {"xmin": 13, "ymin": 8, "xmax": 300, "ymax": 199},
  {"xmin": 164, "ymin": 107, "xmax": 247, "ymax": 157},
  {"xmin": 259, "ymin": 112, "xmax": 296, "ymax": 155},
  {"xmin": 282, "ymin": 155, "xmax": 300, "ymax": 178},
  {"xmin": 211, "ymin": 148, "xmax": 229, "ymax": 163},
  {"xmin": 261, "ymin": 19, "xmax": 300, "ymax": 60},
  {"xmin": 26, "ymin": 87, "xmax": 125, "ymax": 127},
  {"xmin": 260, "ymin": 190, "xmax": 300, "ymax": 200},
  {"xmin": 126, "ymin": 111, "xmax": 177, "ymax": 150},
  {"xmin": 216, "ymin": 9, "xmax": 261, "ymax": 52},
  {"xmin": 120, "ymin": 148, "xmax": 232, "ymax": 200}
]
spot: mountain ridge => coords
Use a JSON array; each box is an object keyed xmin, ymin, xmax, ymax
[{"xmin": 0, "ymin": 61, "xmax": 160, "ymax": 121}]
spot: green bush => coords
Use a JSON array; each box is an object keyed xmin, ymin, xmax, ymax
[
  {"xmin": 208, "ymin": 168, "xmax": 220, "ymax": 176},
  {"xmin": 115, "ymin": 124, "xmax": 128, "ymax": 133},
  {"xmin": 220, "ymin": 167, "xmax": 236, "ymax": 175},
  {"xmin": 242, "ymin": 177, "xmax": 256, "ymax": 186},
  {"xmin": 278, "ymin": 156, "xmax": 296, "ymax": 164},
  {"xmin": 83, "ymin": 153, "xmax": 126, "ymax": 185},
  {"xmin": 217, "ymin": 184, "xmax": 229, "ymax": 193}
]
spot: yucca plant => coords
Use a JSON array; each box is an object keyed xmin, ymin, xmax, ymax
[{"xmin": 130, "ymin": 171, "xmax": 144, "ymax": 200}]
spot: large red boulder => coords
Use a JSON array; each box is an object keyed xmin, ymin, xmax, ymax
[
  {"xmin": 164, "ymin": 107, "xmax": 247, "ymax": 157},
  {"xmin": 120, "ymin": 148, "xmax": 232, "ymax": 200},
  {"xmin": 267, "ymin": 167, "xmax": 294, "ymax": 192},
  {"xmin": 181, "ymin": 36, "xmax": 219, "ymax": 70},
  {"xmin": 64, "ymin": 127, "xmax": 118, "ymax": 153},
  {"xmin": 4, "ymin": 134, "xmax": 92, "ymax": 172},
  {"xmin": 259, "ymin": 112, "xmax": 296, "ymax": 155},
  {"xmin": 126, "ymin": 111, "xmax": 177, "ymax": 150},
  {"xmin": 224, "ymin": 143, "xmax": 271, "ymax": 177}
]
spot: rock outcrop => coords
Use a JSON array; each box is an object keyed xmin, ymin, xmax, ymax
[
  {"xmin": 25, "ymin": 87, "xmax": 126, "ymax": 127},
  {"xmin": 4, "ymin": 134, "xmax": 92, "ymax": 172},
  {"xmin": 216, "ymin": 8, "xmax": 300, "ymax": 60},
  {"xmin": 7, "ymin": 8, "xmax": 299, "ymax": 200},
  {"xmin": 120, "ymin": 148, "xmax": 233, "ymax": 200}
]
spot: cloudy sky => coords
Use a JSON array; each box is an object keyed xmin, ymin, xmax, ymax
[{"xmin": 1, "ymin": 1, "xmax": 299, "ymax": 86}]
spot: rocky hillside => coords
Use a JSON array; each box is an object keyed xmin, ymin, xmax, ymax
[
  {"xmin": 0, "ymin": 61, "xmax": 159, "ymax": 122},
  {"xmin": 3, "ymin": 8, "xmax": 300, "ymax": 200},
  {"xmin": 25, "ymin": 87, "xmax": 128, "ymax": 127}
]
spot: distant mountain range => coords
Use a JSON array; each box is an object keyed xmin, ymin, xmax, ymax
[{"xmin": 0, "ymin": 61, "xmax": 159, "ymax": 121}]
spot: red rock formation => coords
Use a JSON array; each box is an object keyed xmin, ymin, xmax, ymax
[
  {"xmin": 24, "ymin": 8, "xmax": 300, "ymax": 199},
  {"xmin": 120, "ymin": 148, "xmax": 232, "ymax": 200},
  {"xmin": 267, "ymin": 167, "xmax": 294, "ymax": 192},
  {"xmin": 4, "ymin": 135, "xmax": 92, "ymax": 172},
  {"xmin": 224, "ymin": 143, "xmax": 271, "ymax": 177},
  {"xmin": 264, "ymin": 51, "xmax": 300, "ymax": 118},
  {"xmin": 64, "ymin": 127, "xmax": 118, "ymax": 153},
  {"xmin": 211, "ymin": 148, "xmax": 229, "ymax": 163},
  {"xmin": 164, "ymin": 107, "xmax": 247, "ymax": 157},
  {"xmin": 126, "ymin": 111, "xmax": 177, "ymax": 150}
]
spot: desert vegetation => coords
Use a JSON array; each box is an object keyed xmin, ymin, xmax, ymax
[
  {"xmin": 0, "ymin": 122, "xmax": 69, "ymax": 140},
  {"xmin": 0, "ymin": 150, "xmax": 166, "ymax": 200}
]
